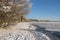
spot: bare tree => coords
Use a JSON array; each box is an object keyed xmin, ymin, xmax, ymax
[{"xmin": 0, "ymin": 0, "xmax": 31, "ymax": 27}]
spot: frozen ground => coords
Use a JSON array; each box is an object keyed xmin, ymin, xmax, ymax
[
  {"xmin": 30, "ymin": 22, "xmax": 60, "ymax": 31},
  {"xmin": 0, "ymin": 28, "xmax": 35, "ymax": 40},
  {"xmin": 0, "ymin": 28, "xmax": 53, "ymax": 40},
  {"xmin": 9, "ymin": 22, "xmax": 60, "ymax": 31},
  {"xmin": 0, "ymin": 22, "xmax": 60, "ymax": 40}
]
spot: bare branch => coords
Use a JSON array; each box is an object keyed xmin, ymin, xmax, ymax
[{"xmin": 0, "ymin": 0, "xmax": 31, "ymax": 27}]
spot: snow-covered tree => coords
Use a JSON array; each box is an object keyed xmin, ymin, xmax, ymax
[{"xmin": 0, "ymin": 0, "xmax": 31, "ymax": 27}]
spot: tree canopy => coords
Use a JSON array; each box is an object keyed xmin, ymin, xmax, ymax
[{"xmin": 0, "ymin": 0, "xmax": 31, "ymax": 27}]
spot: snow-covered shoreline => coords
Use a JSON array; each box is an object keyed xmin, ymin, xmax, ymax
[
  {"xmin": 8, "ymin": 22, "xmax": 60, "ymax": 31},
  {"xmin": 0, "ymin": 22, "xmax": 60, "ymax": 40}
]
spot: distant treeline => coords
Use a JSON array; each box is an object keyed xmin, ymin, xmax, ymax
[{"xmin": 26, "ymin": 18, "xmax": 60, "ymax": 22}]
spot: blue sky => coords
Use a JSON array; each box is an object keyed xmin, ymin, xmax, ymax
[{"xmin": 27, "ymin": 0, "xmax": 60, "ymax": 21}]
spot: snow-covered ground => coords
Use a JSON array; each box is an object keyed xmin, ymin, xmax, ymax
[
  {"xmin": 0, "ymin": 28, "xmax": 52, "ymax": 40},
  {"xmin": 0, "ymin": 22, "xmax": 60, "ymax": 40},
  {"xmin": 30, "ymin": 22, "xmax": 60, "ymax": 31},
  {"xmin": 0, "ymin": 28, "xmax": 35, "ymax": 40},
  {"xmin": 9, "ymin": 22, "xmax": 60, "ymax": 31}
]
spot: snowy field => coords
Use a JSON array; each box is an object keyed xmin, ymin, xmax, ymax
[
  {"xmin": 9, "ymin": 22, "xmax": 60, "ymax": 31},
  {"xmin": 0, "ymin": 22, "xmax": 60, "ymax": 40},
  {"xmin": 30, "ymin": 22, "xmax": 60, "ymax": 31}
]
